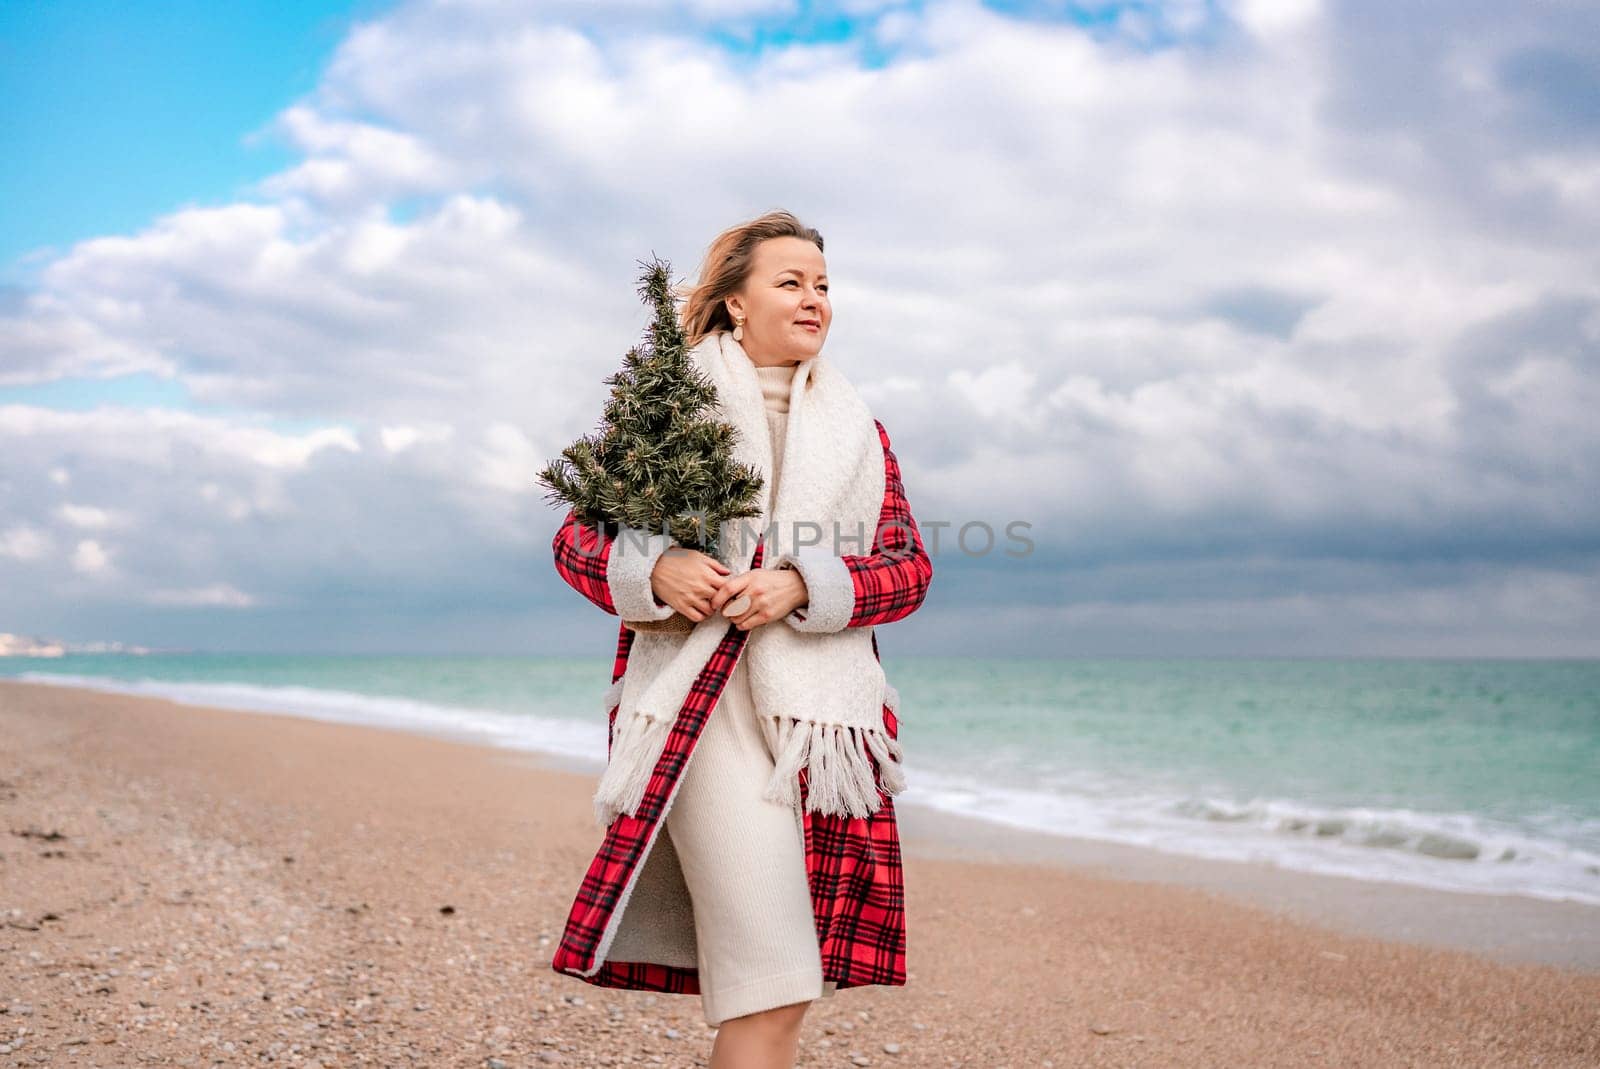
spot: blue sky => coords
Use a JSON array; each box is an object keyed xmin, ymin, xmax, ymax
[
  {"xmin": 0, "ymin": 0, "xmax": 395, "ymax": 284},
  {"xmin": 2, "ymin": 0, "xmax": 1597, "ymax": 657}
]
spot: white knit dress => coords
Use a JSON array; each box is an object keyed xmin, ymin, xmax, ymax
[{"xmin": 661, "ymin": 358, "xmax": 839, "ymax": 1026}]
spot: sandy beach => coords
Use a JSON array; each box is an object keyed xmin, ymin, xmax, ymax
[{"xmin": 3, "ymin": 678, "xmax": 1597, "ymax": 1068}]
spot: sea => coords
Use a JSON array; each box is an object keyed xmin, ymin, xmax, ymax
[{"xmin": 5, "ymin": 653, "xmax": 1597, "ymax": 908}]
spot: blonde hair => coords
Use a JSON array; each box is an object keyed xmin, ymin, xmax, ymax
[{"xmin": 678, "ymin": 209, "xmax": 825, "ymax": 348}]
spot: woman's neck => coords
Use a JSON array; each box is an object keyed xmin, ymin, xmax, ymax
[{"xmin": 753, "ymin": 361, "xmax": 795, "ymax": 413}]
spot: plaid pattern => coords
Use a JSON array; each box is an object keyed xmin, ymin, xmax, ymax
[{"xmin": 548, "ymin": 419, "xmax": 929, "ymax": 995}]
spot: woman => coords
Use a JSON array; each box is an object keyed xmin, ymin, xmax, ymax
[{"xmin": 549, "ymin": 209, "xmax": 933, "ymax": 1069}]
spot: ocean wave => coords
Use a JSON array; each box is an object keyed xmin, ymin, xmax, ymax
[{"xmin": 897, "ymin": 765, "xmax": 1600, "ymax": 907}]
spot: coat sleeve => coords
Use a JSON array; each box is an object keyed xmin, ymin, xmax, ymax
[
  {"xmin": 774, "ymin": 418, "xmax": 933, "ymax": 632},
  {"xmin": 551, "ymin": 509, "xmax": 679, "ymax": 622}
]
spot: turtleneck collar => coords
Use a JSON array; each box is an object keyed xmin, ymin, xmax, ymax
[{"xmin": 752, "ymin": 360, "xmax": 799, "ymax": 414}]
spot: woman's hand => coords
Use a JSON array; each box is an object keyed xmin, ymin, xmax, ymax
[
  {"xmin": 649, "ymin": 547, "xmax": 732, "ymax": 622},
  {"xmin": 709, "ymin": 566, "xmax": 810, "ymax": 631}
]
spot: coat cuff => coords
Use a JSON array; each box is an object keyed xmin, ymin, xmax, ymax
[
  {"xmin": 606, "ymin": 526, "xmax": 677, "ymax": 622},
  {"xmin": 776, "ymin": 547, "xmax": 854, "ymax": 633}
]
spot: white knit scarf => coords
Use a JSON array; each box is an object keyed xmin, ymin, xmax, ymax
[{"xmin": 592, "ymin": 329, "xmax": 907, "ymax": 827}]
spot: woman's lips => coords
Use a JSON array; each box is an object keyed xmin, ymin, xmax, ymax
[{"xmin": 797, "ymin": 321, "xmax": 820, "ymax": 331}]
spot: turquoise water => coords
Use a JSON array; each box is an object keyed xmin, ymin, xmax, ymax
[{"xmin": 6, "ymin": 653, "xmax": 1597, "ymax": 905}]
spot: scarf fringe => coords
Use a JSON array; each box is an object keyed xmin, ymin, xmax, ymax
[
  {"xmin": 601, "ymin": 677, "xmax": 625, "ymax": 715},
  {"xmin": 593, "ymin": 708, "xmax": 674, "ymax": 829},
  {"xmin": 597, "ymin": 677, "xmax": 907, "ymax": 826},
  {"xmin": 761, "ymin": 709, "xmax": 907, "ymax": 819}
]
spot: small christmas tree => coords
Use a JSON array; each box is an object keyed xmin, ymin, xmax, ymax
[{"xmin": 539, "ymin": 255, "xmax": 766, "ymax": 577}]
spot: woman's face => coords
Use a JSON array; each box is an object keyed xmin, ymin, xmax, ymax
[{"xmin": 724, "ymin": 236, "xmax": 830, "ymax": 367}]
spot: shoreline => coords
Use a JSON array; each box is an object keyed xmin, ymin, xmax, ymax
[
  {"xmin": 5, "ymin": 677, "xmax": 1598, "ymax": 1066},
  {"xmin": 13, "ymin": 673, "xmax": 1600, "ymax": 972},
  {"xmin": 514, "ymin": 740, "xmax": 1600, "ymax": 975},
  {"xmin": 11, "ymin": 667, "xmax": 1596, "ymax": 933}
]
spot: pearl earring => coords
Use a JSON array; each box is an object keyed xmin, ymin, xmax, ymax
[{"xmin": 732, "ymin": 316, "xmax": 745, "ymax": 342}]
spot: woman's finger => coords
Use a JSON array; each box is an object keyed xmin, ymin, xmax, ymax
[
  {"xmin": 711, "ymin": 573, "xmax": 748, "ymax": 610},
  {"xmin": 732, "ymin": 590, "xmax": 766, "ymax": 629}
]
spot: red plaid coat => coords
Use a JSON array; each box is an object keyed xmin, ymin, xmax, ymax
[{"xmin": 549, "ymin": 418, "xmax": 932, "ymax": 995}]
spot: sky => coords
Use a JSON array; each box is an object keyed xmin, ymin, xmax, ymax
[{"xmin": 2, "ymin": 0, "xmax": 1598, "ymax": 658}]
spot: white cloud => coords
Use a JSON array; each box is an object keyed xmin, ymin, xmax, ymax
[
  {"xmin": 258, "ymin": 105, "xmax": 465, "ymax": 209},
  {"xmin": 1230, "ymin": 0, "xmax": 1321, "ymax": 40},
  {"xmin": 0, "ymin": 405, "xmax": 359, "ymax": 470},
  {"xmin": 55, "ymin": 504, "xmax": 123, "ymax": 530},
  {"xmin": 1489, "ymin": 152, "xmax": 1600, "ymax": 210},
  {"xmin": 0, "ymin": 290, "xmax": 173, "ymax": 386},
  {"xmin": 380, "ymin": 421, "xmax": 456, "ymax": 453},
  {"xmin": 1, "ymin": 525, "xmax": 52, "ymax": 561},
  {"xmin": 948, "ymin": 361, "xmax": 1037, "ymax": 422},
  {"xmin": 474, "ymin": 421, "xmax": 541, "ymax": 495},
  {"xmin": 72, "ymin": 539, "xmax": 111, "ymax": 575},
  {"xmin": 2, "ymin": 0, "xmax": 1596, "ymax": 653},
  {"xmin": 147, "ymin": 583, "xmax": 257, "ymax": 608}
]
